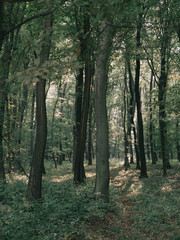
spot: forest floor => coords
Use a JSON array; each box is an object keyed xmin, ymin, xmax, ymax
[{"xmin": 0, "ymin": 158, "xmax": 180, "ymax": 240}]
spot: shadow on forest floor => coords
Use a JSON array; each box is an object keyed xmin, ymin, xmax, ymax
[{"xmin": 0, "ymin": 158, "xmax": 180, "ymax": 240}]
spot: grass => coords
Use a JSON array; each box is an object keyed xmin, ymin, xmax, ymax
[{"xmin": 0, "ymin": 158, "xmax": 180, "ymax": 240}]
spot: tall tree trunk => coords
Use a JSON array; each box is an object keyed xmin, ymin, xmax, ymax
[
  {"xmin": 176, "ymin": 120, "xmax": 180, "ymax": 162},
  {"xmin": 29, "ymin": 87, "xmax": 35, "ymax": 157},
  {"xmin": 95, "ymin": 18, "xmax": 112, "ymax": 202},
  {"xmin": 0, "ymin": 31, "xmax": 13, "ymax": 182},
  {"xmin": 123, "ymin": 67, "xmax": 130, "ymax": 171},
  {"xmin": 27, "ymin": 16, "xmax": 52, "ymax": 201},
  {"xmin": 158, "ymin": 39, "xmax": 171, "ymax": 176},
  {"xmin": 58, "ymin": 82, "xmax": 67, "ymax": 165},
  {"xmin": 17, "ymin": 83, "xmax": 28, "ymax": 161},
  {"xmin": 126, "ymin": 54, "xmax": 140, "ymax": 170},
  {"xmin": 135, "ymin": 16, "xmax": 148, "ymax": 178},
  {"xmin": 74, "ymin": 16, "xmax": 91, "ymax": 183},
  {"xmin": 87, "ymin": 99, "xmax": 93, "ymax": 165},
  {"xmin": 0, "ymin": 89, "xmax": 6, "ymax": 182},
  {"xmin": 149, "ymin": 73, "xmax": 157, "ymax": 164},
  {"xmin": 0, "ymin": 0, "xmax": 4, "ymax": 52},
  {"xmin": 51, "ymin": 80, "xmax": 62, "ymax": 168}
]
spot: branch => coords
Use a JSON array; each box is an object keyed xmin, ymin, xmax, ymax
[
  {"xmin": 5, "ymin": 0, "xmax": 34, "ymax": 2},
  {"xmin": 5, "ymin": 9, "xmax": 54, "ymax": 35},
  {"xmin": 143, "ymin": 47, "xmax": 159, "ymax": 86},
  {"xmin": 2, "ymin": 136, "xmax": 29, "ymax": 178}
]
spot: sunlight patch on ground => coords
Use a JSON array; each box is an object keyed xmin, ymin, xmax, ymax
[
  {"xmin": 50, "ymin": 173, "xmax": 73, "ymax": 183},
  {"xmin": 128, "ymin": 181, "xmax": 143, "ymax": 196},
  {"xmin": 86, "ymin": 172, "xmax": 96, "ymax": 179},
  {"xmin": 110, "ymin": 167, "xmax": 144, "ymax": 196},
  {"xmin": 161, "ymin": 184, "xmax": 173, "ymax": 192},
  {"xmin": 6, "ymin": 173, "xmax": 28, "ymax": 184}
]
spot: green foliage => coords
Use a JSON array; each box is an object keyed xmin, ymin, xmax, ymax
[
  {"xmin": 0, "ymin": 162, "xmax": 110, "ymax": 240},
  {"xmin": 1, "ymin": 160, "xmax": 180, "ymax": 240}
]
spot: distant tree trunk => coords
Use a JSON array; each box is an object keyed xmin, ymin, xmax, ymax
[
  {"xmin": 158, "ymin": 43, "xmax": 171, "ymax": 176},
  {"xmin": 123, "ymin": 92, "xmax": 129, "ymax": 171},
  {"xmin": 176, "ymin": 120, "xmax": 180, "ymax": 162},
  {"xmin": 95, "ymin": 18, "xmax": 112, "ymax": 202},
  {"xmin": 17, "ymin": 83, "xmax": 28, "ymax": 161},
  {"xmin": 129, "ymin": 141, "xmax": 134, "ymax": 164},
  {"xmin": 51, "ymin": 80, "xmax": 62, "ymax": 168},
  {"xmin": 123, "ymin": 67, "xmax": 130, "ymax": 171},
  {"xmin": 149, "ymin": 73, "xmax": 157, "ymax": 164},
  {"xmin": 6, "ymin": 98, "xmax": 14, "ymax": 172},
  {"xmin": 87, "ymin": 99, "xmax": 93, "ymax": 165},
  {"xmin": 73, "ymin": 66, "xmax": 83, "ymax": 169},
  {"xmin": 0, "ymin": 0, "xmax": 4, "ymax": 52},
  {"xmin": 135, "ymin": 16, "xmax": 148, "ymax": 178},
  {"xmin": 0, "ymin": 88, "xmax": 6, "ymax": 182},
  {"xmin": 126, "ymin": 53, "xmax": 140, "ymax": 170},
  {"xmin": 29, "ymin": 88, "xmax": 35, "ymax": 157},
  {"xmin": 58, "ymin": 82, "xmax": 67, "ymax": 165},
  {"xmin": 74, "ymin": 15, "xmax": 91, "ymax": 184},
  {"xmin": 27, "ymin": 16, "xmax": 52, "ymax": 201},
  {"xmin": 0, "ymin": 30, "xmax": 13, "ymax": 182}
]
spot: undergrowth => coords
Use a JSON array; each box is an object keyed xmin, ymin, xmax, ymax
[{"xmin": 0, "ymin": 159, "xmax": 180, "ymax": 240}]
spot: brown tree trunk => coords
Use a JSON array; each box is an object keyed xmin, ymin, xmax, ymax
[
  {"xmin": 123, "ymin": 67, "xmax": 130, "ymax": 171},
  {"xmin": 27, "ymin": 16, "xmax": 52, "ymax": 201},
  {"xmin": 0, "ymin": 31, "xmax": 12, "ymax": 182},
  {"xmin": 51, "ymin": 80, "xmax": 62, "ymax": 168},
  {"xmin": 158, "ymin": 44, "xmax": 170, "ymax": 176},
  {"xmin": 29, "ymin": 87, "xmax": 35, "ymax": 157},
  {"xmin": 126, "ymin": 55, "xmax": 140, "ymax": 170},
  {"xmin": 17, "ymin": 83, "xmax": 28, "ymax": 162},
  {"xmin": 176, "ymin": 120, "xmax": 180, "ymax": 162},
  {"xmin": 95, "ymin": 18, "xmax": 112, "ymax": 202},
  {"xmin": 74, "ymin": 15, "xmax": 91, "ymax": 184},
  {"xmin": 135, "ymin": 17, "xmax": 148, "ymax": 178},
  {"xmin": 87, "ymin": 100, "xmax": 93, "ymax": 165},
  {"xmin": 59, "ymin": 83, "xmax": 67, "ymax": 164},
  {"xmin": 0, "ymin": 0, "xmax": 4, "ymax": 52},
  {"xmin": 149, "ymin": 73, "xmax": 157, "ymax": 164}
]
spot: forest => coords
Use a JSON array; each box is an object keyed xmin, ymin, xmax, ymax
[{"xmin": 0, "ymin": 0, "xmax": 180, "ymax": 239}]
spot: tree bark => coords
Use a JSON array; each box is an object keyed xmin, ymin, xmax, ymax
[
  {"xmin": 123, "ymin": 67, "xmax": 130, "ymax": 171},
  {"xmin": 17, "ymin": 83, "xmax": 28, "ymax": 162},
  {"xmin": 149, "ymin": 73, "xmax": 157, "ymax": 164},
  {"xmin": 176, "ymin": 120, "xmax": 180, "ymax": 162},
  {"xmin": 158, "ymin": 41, "xmax": 171, "ymax": 176},
  {"xmin": 74, "ymin": 16, "xmax": 91, "ymax": 184},
  {"xmin": 51, "ymin": 80, "xmax": 62, "ymax": 168},
  {"xmin": 0, "ymin": 32, "xmax": 12, "ymax": 182},
  {"xmin": 135, "ymin": 16, "xmax": 148, "ymax": 178},
  {"xmin": 29, "ymin": 87, "xmax": 35, "ymax": 158},
  {"xmin": 27, "ymin": 15, "xmax": 52, "ymax": 201},
  {"xmin": 87, "ymin": 99, "xmax": 93, "ymax": 165},
  {"xmin": 0, "ymin": 0, "xmax": 4, "ymax": 52},
  {"xmin": 95, "ymin": 18, "xmax": 112, "ymax": 202},
  {"xmin": 126, "ymin": 53, "xmax": 140, "ymax": 170}
]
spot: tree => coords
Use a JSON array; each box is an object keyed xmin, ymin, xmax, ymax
[
  {"xmin": 95, "ymin": 17, "xmax": 113, "ymax": 202},
  {"xmin": 0, "ymin": 2, "xmax": 15, "ymax": 182},
  {"xmin": 134, "ymin": 4, "xmax": 148, "ymax": 178},
  {"xmin": 158, "ymin": 0, "xmax": 173, "ymax": 176},
  {"xmin": 27, "ymin": 15, "xmax": 53, "ymax": 201},
  {"xmin": 149, "ymin": 72, "xmax": 158, "ymax": 164},
  {"xmin": 73, "ymin": 6, "xmax": 91, "ymax": 184}
]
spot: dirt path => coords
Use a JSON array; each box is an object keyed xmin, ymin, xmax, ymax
[{"xmin": 85, "ymin": 166, "xmax": 137, "ymax": 240}]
